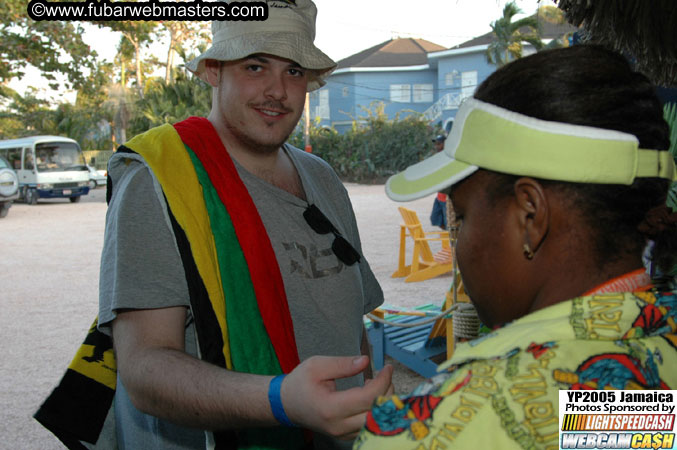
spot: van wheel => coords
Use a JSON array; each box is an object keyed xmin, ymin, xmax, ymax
[
  {"xmin": 27, "ymin": 189, "xmax": 38, "ymax": 205},
  {"xmin": 89, "ymin": 180, "xmax": 97, "ymax": 190},
  {"xmin": 0, "ymin": 203, "xmax": 9, "ymax": 218},
  {"xmin": 69, "ymin": 196, "xmax": 81, "ymax": 203}
]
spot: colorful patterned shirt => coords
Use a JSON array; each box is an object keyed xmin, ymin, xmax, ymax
[{"xmin": 355, "ymin": 290, "xmax": 677, "ymax": 450}]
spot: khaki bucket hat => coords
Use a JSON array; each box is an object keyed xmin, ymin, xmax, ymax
[{"xmin": 186, "ymin": 0, "xmax": 337, "ymax": 91}]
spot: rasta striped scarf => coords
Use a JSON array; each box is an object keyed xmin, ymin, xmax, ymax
[{"xmin": 35, "ymin": 117, "xmax": 308, "ymax": 449}]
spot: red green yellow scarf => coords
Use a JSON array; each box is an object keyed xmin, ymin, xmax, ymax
[{"xmin": 128, "ymin": 117, "xmax": 301, "ymax": 374}]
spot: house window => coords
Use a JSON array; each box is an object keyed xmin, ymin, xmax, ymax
[
  {"xmin": 318, "ymin": 88, "xmax": 330, "ymax": 119},
  {"xmin": 342, "ymin": 86, "xmax": 349, "ymax": 98},
  {"xmin": 444, "ymin": 71, "xmax": 458, "ymax": 86},
  {"xmin": 461, "ymin": 71, "xmax": 477, "ymax": 100},
  {"xmin": 390, "ymin": 84, "xmax": 411, "ymax": 103},
  {"xmin": 413, "ymin": 84, "xmax": 433, "ymax": 103}
]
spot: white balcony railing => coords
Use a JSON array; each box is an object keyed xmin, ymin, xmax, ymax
[{"xmin": 423, "ymin": 92, "xmax": 463, "ymax": 122}]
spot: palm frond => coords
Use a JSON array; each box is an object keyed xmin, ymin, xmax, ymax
[
  {"xmin": 556, "ymin": 0, "xmax": 677, "ymax": 86},
  {"xmin": 511, "ymin": 16, "xmax": 541, "ymax": 33},
  {"xmin": 663, "ymin": 102, "xmax": 677, "ymax": 212},
  {"xmin": 665, "ymin": 102, "xmax": 677, "ymax": 158}
]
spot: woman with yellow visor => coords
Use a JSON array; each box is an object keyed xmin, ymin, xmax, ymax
[{"xmin": 355, "ymin": 45, "xmax": 677, "ymax": 450}]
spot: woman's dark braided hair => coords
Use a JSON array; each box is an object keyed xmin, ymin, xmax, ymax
[{"xmin": 473, "ymin": 45, "xmax": 675, "ymax": 274}]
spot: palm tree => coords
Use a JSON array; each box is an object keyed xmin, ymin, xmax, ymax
[
  {"xmin": 161, "ymin": 20, "xmax": 210, "ymax": 84},
  {"xmin": 135, "ymin": 72, "xmax": 211, "ymax": 129},
  {"xmin": 538, "ymin": 5, "xmax": 574, "ymax": 50},
  {"xmin": 105, "ymin": 83, "xmax": 132, "ymax": 148},
  {"xmin": 486, "ymin": 1, "xmax": 543, "ymax": 67}
]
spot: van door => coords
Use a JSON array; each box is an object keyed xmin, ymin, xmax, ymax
[{"xmin": 21, "ymin": 147, "xmax": 37, "ymax": 186}]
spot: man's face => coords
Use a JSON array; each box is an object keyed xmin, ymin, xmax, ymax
[
  {"xmin": 434, "ymin": 140, "xmax": 445, "ymax": 152},
  {"xmin": 207, "ymin": 54, "xmax": 308, "ymax": 154}
]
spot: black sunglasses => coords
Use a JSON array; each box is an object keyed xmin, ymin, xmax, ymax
[{"xmin": 303, "ymin": 204, "xmax": 361, "ymax": 266}]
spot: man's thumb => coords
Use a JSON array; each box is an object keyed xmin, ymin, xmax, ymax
[{"xmin": 314, "ymin": 355, "xmax": 369, "ymax": 381}]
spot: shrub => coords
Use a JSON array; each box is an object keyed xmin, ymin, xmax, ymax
[{"xmin": 290, "ymin": 102, "xmax": 440, "ymax": 183}]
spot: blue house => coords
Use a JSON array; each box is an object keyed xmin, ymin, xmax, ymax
[
  {"xmin": 426, "ymin": 18, "xmax": 576, "ymax": 133},
  {"xmin": 311, "ymin": 18, "xmax": 576, "ymax": 134},
  {"xmin": 309, "ymin": 38, "xmax": 446, "ymax": 134}
]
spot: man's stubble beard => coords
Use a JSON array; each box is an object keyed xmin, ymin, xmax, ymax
[
  {"xmin": 225, "ymin": 100, "xmax": 301, "ymax": 155},
  {"xmin": 225, "ymin": 120, "xmax": 294, "ymax": 155}
]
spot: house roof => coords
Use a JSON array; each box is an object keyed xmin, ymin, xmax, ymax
[
  {"xmin": 336, "ymin": 38, "xmax": 447, "ymax": 70},
  {"xmin": 451, "ymin": 14, "xmax": 578, "ymax": 50}
]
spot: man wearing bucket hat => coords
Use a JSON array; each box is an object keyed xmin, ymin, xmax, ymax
[
  {"xmin": 33, "ymin": 1, "xmax": 392, "ymax": 449},
  {"xmin": 354, "ymin": 45, "xmax": 677, "ymax": 449}
]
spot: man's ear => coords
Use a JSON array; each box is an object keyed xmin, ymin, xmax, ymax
[
  {"xmin": 513, "ymin": 177, "xmax": 549, "ymax": 254},
  {"xmin": 203, "ymin": 59, "xmax": 221, "ymax": 88}
]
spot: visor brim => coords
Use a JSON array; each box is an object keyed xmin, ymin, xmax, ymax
[{"xmin": 386, "ymin": 151, "xmax": 478, "ymax": 202}]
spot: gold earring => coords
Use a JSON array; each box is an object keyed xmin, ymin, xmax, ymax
[{"xmin": 523, "ymin": 243, "xmax": 534, "ymax": 260}]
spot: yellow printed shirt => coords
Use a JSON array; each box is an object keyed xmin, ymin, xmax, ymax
[{"xmin": 355, "ymin": 291, "xmax": 677, "ymax": 450}]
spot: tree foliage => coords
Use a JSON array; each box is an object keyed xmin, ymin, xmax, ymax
[
  {"xmin": 486, "ymin": 1, "xmax": 543, "ymax": 67},
  {"xmin": 664, "ymin": 102, "xmax": 677, "ymax": 212},
  {"xmin": 3, "ymin": 6, "xmax": 439, "ymax": 175},
  {"xmin": 289, "ymin": 102, "xmax": 438, "ymax": 183},
  {"xmin": 161, "ymin": 20, "xmax": 210, "ymax": 83},
  {"xmin": 131, "ymin": 72, "xmax": 211, "ymax": 133},
  {"xmin": 539, "ymin": 5, "xmax": 572, "ymax": 50},
  {"xmin": 96, "ymin": 18, "xmax": 159, "ymax": 97},
  {"xmin": 0, "ymin": 0, "xmax": 98, "ymax": 92},
  {"xmin": 0, "ymin": 0, "xmax": 218, "ymax": 150},
  {"xmin": 0, "ymin": 88, "xmax": 57, "ymax": 138}
]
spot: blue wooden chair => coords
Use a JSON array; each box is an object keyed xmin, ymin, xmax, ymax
[
  {"xmin": 367, "ymin": 274, "xmax": 474, "ymax": 378},
  {"xmin": 367, "ymin": 303, "xmax": 447, "ymax": 378}
]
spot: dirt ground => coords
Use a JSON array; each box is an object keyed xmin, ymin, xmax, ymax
[{"xmin": 0, "ymin": 183, "xmax": 451, "ymax": 448}]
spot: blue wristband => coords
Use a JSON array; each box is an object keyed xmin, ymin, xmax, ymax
[{"xmin": 268, "ymin": 374, "xmax": 295, "ymax": 427}]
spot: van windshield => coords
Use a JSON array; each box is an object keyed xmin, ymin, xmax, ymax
[{"xmin": 35, "ymin": 142, "xmax": 87, "ymax": 173}]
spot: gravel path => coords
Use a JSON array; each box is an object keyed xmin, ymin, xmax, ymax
[{"xmin": 0, "ymin": 183, "xmax": 450, "ymax": 448}]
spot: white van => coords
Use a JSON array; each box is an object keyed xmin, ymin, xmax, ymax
[{"xmin": 0, "ymin": 136, "xmax": 90, "ymax": 204}]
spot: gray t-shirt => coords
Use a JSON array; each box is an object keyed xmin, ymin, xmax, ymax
[{"xmin": 98, "ymin": 144, "xmax": 383, "ymax": 449}]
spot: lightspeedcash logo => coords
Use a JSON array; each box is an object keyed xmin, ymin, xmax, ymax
[{"xmin": 559, "ymin": 391, "xmax": 677, "ymax": 450}]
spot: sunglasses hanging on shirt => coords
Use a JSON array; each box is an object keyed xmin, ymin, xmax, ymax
[{"xmin": 303, "ymin": 204, "xmax": 362, "ymax": 266}]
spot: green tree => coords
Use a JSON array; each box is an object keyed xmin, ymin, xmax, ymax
[
  {"xmin": 486, "ymin": 1, "xmax": 543, "ymax": 67},
  {"xmin": 52, "ymin": 102, "xmax": 112, "ymax": 150},
  {"xmin": 0, "ymin": 0, "xmax": 98, "ymax": 95},
  {"xmin": 53, "ymin": 61, "xmax": 117, "ymax": 149},
  {"xmin": 160, "ymin": 20, "xmax": 210, "ymax": 84},
  {"xmin": 538, "ymin": 5, "xmax": 573, "ymax": 50},
  {"xmin": 289, "ymin": 102, "xmax": 436, "ymax": 183},
  {"xmin": 104, "ymin": 82, "xmax": 135, "ymax": 147},
  {"xmin": 0, "ymin": 88, "xmax": 57, "ymax": 138},
  {"xmin": 132, "ymin": 71, "xmax": 211, "ymax": 132},
  {"xmin": 97, "ymin": 18, "xmax": 159, "ymax": 97}
]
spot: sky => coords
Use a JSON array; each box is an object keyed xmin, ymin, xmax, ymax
[
  {"xmin": 11, "ymin": 0, "xmax": 555, "ymax": 103},
  {"xmin": 313, "ymin": 0, "xmax": 553, "ymax": 62}
]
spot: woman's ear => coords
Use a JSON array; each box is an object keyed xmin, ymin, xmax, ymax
[
  {"xmin": 513, "ymin": 177, "xmax": 549, "ymax": 254},
  {"xmin": 203, "ymin": 59, "xmax": 221, "ymax": 88}
]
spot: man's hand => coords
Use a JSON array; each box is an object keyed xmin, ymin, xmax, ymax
[
  {"xmin": 282, "ymin": 355, "xmax": 394, "ymax": 440},
  {"xmin": 114, "ymin": 307, "xmax": 393, "ymax": 436}
]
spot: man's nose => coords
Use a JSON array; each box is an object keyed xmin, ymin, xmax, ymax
[{"xmin": 264, "ymin": 71, "xmax": 288, "ymax": 101}]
